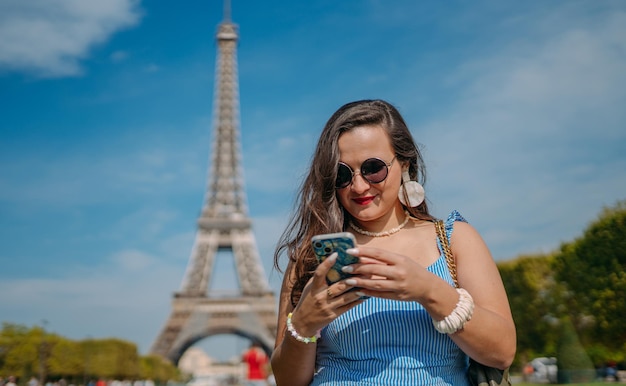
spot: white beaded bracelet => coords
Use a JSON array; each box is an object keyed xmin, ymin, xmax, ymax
[
  {"xmin": 286, "ymin": 312, "xmax": 321, "ymax": 344},
  {"xmin": 432, "ymin": 288, "xmax": 474, "ymax": 334}
]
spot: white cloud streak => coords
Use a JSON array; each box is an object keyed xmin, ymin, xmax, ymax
[
  {"xmin": 417, "ymin": 7, "xmax": 626, "ymax": 258},
  {"xmin": 0, "ymin": 246, "xmax": 184, "ymax": 350},
  {"xmin": 0, "ymin": 0, "xmax": 141, "ymax": 77}
]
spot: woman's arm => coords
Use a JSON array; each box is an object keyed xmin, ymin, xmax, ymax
[
  {"xmin": 446, "ymin": 221, "xmax": 516, "ymax": 369},
  {"xmin": 271, "ymin": 253, "xmax": 365, "ymax": 385},
  {"xmin": 271, "ymin": 261, "xmax": 318, "ymax": 386}
]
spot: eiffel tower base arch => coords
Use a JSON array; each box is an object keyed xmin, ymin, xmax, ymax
[{"xmin": 152, "ymin": 294, "xmax": 277, "ymax": 365}]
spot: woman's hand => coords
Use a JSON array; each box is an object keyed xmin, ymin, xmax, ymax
[
  {"xmin": 340, "ymin": 246, "xmax": 441, "ymax": 303},
  {"xmin": 272, "ymin": 251, "xmax": 367, "ymax": 386},
  {"xmin": 289, "ymin": 252, "xmax": 366, "ymax": 337}
]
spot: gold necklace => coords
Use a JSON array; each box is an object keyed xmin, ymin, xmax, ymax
[{"xmin": 349, "ymin": 210, "xmax": 411, "ymax": 237}]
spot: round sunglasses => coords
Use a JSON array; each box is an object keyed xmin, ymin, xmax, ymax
[{"xmin": 335, "ymin": 157, "xmax": 396, "ymax": 189}]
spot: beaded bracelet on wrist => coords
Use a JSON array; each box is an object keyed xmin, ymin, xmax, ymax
[
  {"xmin": 432, "ymin": 288, "xmax": 474, "ymax": 334},
  {"xmin": 286, "ymin": 312, "xmax": 321, "ymax": 344}
]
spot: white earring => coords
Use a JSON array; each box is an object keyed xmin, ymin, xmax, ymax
[{"xmin": 398, "ymin": 169, "xmax": 425, "ymax": 207}]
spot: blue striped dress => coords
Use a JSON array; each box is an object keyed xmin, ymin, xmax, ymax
[{"xmin": 310, "ymin": 211, "xmax": 470, "ymax": 385}]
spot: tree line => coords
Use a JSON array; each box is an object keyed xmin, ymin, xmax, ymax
[
  {"xmin": 0, "ymin": 324, "xmax": 181, "ymax": 386},
  {"xmin": 499, "ymin": 199, "xmax": 626, "ymax": 378}
]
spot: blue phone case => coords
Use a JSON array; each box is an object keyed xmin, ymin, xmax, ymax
[{"xmin": 311, "ymin": 232, "xmax": 359, "ymax": 284}]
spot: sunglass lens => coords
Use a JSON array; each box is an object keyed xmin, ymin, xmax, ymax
[
  {"xmin": 336, "ymin": 163, "xmax": 353, "ymax": 188},
  {"xmin": 361, "ymin": 158, "xmax": 388, "ymax": 183}
]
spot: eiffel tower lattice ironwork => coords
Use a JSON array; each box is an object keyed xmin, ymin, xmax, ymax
[{"xmin": 150, "ymin": 4, "xmax": 277, "ymax": 364}]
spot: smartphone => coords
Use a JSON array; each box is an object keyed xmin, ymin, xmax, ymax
[{"xmin": 311, "ymin": 232, "xmax": 359, "ymax": 285}]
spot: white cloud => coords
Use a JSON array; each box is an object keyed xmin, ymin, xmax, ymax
[
  {"xmin": 110, "ymin": 249, "xmax": 157, "ymax": 271},
  {"xmin": 144, "ymin": 63, "xmax": 160, "ymax": 73},
  {"xmin": 0, "ymin": 246, "xmax": 186, "ymax": 352},
  {"xmin": 416, "ymin": 6, "xmax": 626, "ymax": 259},
  {"xmin": 110, "ymin": 50, "xmax": 129, "ymax": 63},
  {"xmin": 461, "ymin": 13, "xmax": 626, "ymax": 135},
  {"xmin": 0, "ymin": 0, "xmax": 142, "ymax": 77},
  {"xmin": 0, "ymin": 221, "xmax": 281, "ymax": 355},
  {"xmin": 0, "ymin": 133, "xmax": 206, "ymax": 208}
]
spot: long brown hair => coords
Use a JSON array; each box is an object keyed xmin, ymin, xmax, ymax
[{"xmin": 273, "ymin": 99, "xmax": 433, "ymax": 306}]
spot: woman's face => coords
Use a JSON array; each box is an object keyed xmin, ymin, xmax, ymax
[{"xmin": 335, "ymin": 125, "xmax": 403, "ymax": 223}]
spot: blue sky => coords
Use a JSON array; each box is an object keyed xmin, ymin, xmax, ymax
[{"xmin": 1, "ymin": 0, "xmax": 625, "ymax": 362}]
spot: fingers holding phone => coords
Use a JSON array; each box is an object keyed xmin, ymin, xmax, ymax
[
  {"xmin": 289, "ymin": 233, "xmax": 367, "ymax": 337},
  {"xmin": 310, "ymin": 249, "xmax": 361, "ymax": 302},
  {"xmin": 311, "ymin": 232, "xmax": 370, "ymax": 300},
  {"xmin": 312, "ymin": 232, "xmax": 359, "ymax": 283}
]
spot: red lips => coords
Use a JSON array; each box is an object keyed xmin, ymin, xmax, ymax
[{"xmin": 352, "ymin": 196, "xmax": 375, "ymax": 205}]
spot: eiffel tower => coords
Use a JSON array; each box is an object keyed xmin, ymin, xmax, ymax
[{"xmin": 151, "ymin": 1, "xmax": 277, "ymax": 364}]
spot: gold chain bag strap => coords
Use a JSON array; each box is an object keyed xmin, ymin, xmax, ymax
[{"xmin": 435, "ymin": 220, "xmax": 512, "ymax": 386}]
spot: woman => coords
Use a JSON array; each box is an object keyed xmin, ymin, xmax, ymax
[{"xmin": 271, "ymin": 100, "xmax": 516, "ymax": 385}]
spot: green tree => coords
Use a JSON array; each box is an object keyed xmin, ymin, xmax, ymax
[
  {"xmin": 499, "ymin": 254, "xmax": 562, "ymax": 366},
  {"xmin": 498, "ymin": 199, "xmax": 626, "ymax": 369},
  {"xmin": 88, "ymin": 339, "xmax": 139, "ymax": 380},
  {"xmin": 48, "ymin": 337, "xmax": 83, "ymax": 379},
  {"xmin": 554, "ymin": 200, "xmax": 626, "ymax": 354},
  {"xmin": 140, "ymin": 355, "xmax": 181, "ymax": 385},
  {"xmin": 0, "ymin": 324, "xmax": 46, "ymax": 382},
  {"xmin": 556, "ymin": 316, "xmax": 595, "ymax": 383},
  {"xmin": 1, "ymin": 324, "xmax": 182, "ymax": 385}
]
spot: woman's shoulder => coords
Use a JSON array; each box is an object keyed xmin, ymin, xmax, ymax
[
  {"xmin": 443, "ymin": 210, "xmax": 483, "ymax": 242},
  {"xmin": 444, "ymin": 209, "xmax": 467, "ymax": 227},
  {"xmin": 442, "ymin": 211, "xmax": 491, "ymax": 258},
  {"xmin": 440, "ymin": 210, "xmax": 468, "ymax": 238}
]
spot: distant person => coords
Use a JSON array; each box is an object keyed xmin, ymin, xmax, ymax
[
  {"xmin": 523, "ymin": 363, "xmax": 534, "ymax": 381},
  {"xmin": 242, "ymin": 342, "xmax": 269, "ymax": 386},
  {"xmin": 27, "ymin": 377, "xmax": 38, "ymax": 386},
  {"xmin": 606, "ymin": 362, "xmax": 619, "ymax": 381},
  {"xmin": 6, "ymin": 377, "xmax": 17, "ymax": 386}
]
